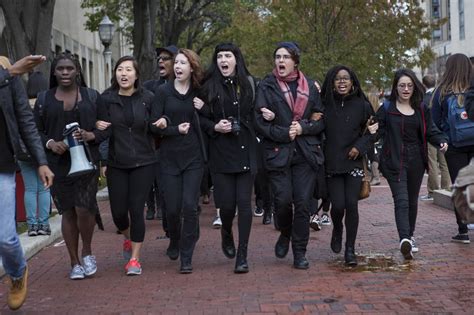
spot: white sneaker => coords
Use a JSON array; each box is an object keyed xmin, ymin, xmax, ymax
[
  {"xmin": 212, "ymin": 216, "xmax": 222, "ymax": 229},
  {"xmin": 82, "ymin": 255, "xmax": 97, "ymax": 276},
  {"xmin": 410, "ymin": 237, "xmax": 419, "ymax": 253},
  {"xmin": 309, "ymin": 214, "xmax": 321, "ymax": 231},
  {"xmin": 69, "ymin": 264, "xmax": 85, "ymax": 280},
  {"xmin": 400, "ymin": 238, "xmax": 413, "ymax": 260},
  {"xmin": 320, "ymin": 213, "xmax": 331, "ymax": 226}
]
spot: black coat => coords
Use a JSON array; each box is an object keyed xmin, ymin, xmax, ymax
[
  {"xmin": 324, "ymin": 92, "xmax": 374, "ymax": 174},
  {"xmin": 465, "ymin": 84, "xmax": 474, "ymax": 121},
  {"xmin": 97, "ymin": 88, "xmax": 157, "ymax": 169},
  {"xmin": 0, "ymin": 69, "xmax": 48, "ymax": 166},
  {"xmin": 200, "ymin": 77, "xmax": 258, "ymax": 175},
  {"xmin": 254, "ymin": 73, "xmax": 324, "ymax": 171},
  {"xmin": 34, "ymin": 87, "xmax": 106, "ymax": 165},
  {"xmin": 376, "ymin": 101, "xmax": 447, "ymax": 181}
]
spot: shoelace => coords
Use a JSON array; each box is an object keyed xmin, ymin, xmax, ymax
[{"xmin": 11, "ymin": 278, "xmax": 24, "ymax": 291}]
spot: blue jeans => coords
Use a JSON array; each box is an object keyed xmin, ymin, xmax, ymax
[
  {"xmin": 18, "ymin": 161, "xmax": 51, "ymax": 226},
  {"xmin": 0, "ymin": 172, "xmax": 27, "ymax": 278}
]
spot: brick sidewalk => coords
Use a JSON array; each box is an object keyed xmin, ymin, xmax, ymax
[{"xmin": 1, "ymin": 179, "xmax": 473, "ymax": 314}]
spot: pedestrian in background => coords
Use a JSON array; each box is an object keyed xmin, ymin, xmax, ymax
[
  {"xmin": 96, "ymin": 56, "xmax": 158, "ymax": 275},
  {"xmin": 420, "ymin": 74, "xmax": 451, "ymax": 201},
  {"xmin": 431, "ymin": 53, "xmax": 473, "ymax": 244},
  {"xmin": 255, "ymin": 41, "xmax": 325, "ymax": 269},
  {"xmin": 321, "ymin": 65, "xmax": 376, "ymax": 266},
  {"xmin": 0, "ymin": 54, "xmax": 54, "ymax": 310},
  {"xmin": 34, "ymin": 52, "xmax": 105, "ymax": 280},
  {"xmin": 377, "ymin": 68, "xmax": 447, "ymax": 260}
]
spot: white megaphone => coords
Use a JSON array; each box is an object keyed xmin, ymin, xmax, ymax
[{"xmin": 63, "ymin": 122, "xmax": 95, "ymax": 176}]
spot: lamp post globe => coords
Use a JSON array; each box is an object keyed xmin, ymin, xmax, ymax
[{"xmin": 98, "ymin": 15, "xmax": 115, "ymax": 88}]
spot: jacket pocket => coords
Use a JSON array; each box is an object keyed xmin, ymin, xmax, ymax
[{"xmin": 264, "ymin": 145, "xmax": 290, "ymax": 169}]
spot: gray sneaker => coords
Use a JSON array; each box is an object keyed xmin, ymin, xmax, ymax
[
  {"xmin": 37, "ymin": 224, "xmax": 51, "ymax": 236},
  {"xmin": 69, "ymin": 264, "xmax": 85, "ymax": 280},
  {"xmin": 82, "ymin": 255, "xmax": 97, "ymax": 276}
]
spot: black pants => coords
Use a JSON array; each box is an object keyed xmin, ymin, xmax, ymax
[
  {"xmin": 445, "ymin": 146, "xmax": 474, "ymax": 234},
  {"xmin": 327, "ymin": 173, "xmax": 361, "ymax": 248},
  {"xmin": 107, "ymin": 164, "xmax": 155, "ymax": 242},
  {"xmin": 254, "ymin": 167, "xmax": 273, "ymax": 213},
  {"xmin": 268, "ymin": 151, "xmax": 316, "ymax": 257},
  {"xmin": 161, "ymin": 167, "xmax": 203, "ymax": 261},
  {"xmin": 213, "ymin": 172, "xmax": 254, "ymax": 245},
  {"xmin": 386, "ymin": 146, "xmax": 425, "ymax": 241}
]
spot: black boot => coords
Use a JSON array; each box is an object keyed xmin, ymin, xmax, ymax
[
  {"xmin": 166, "ymin": 239, "xmax": 179, "ymax": 260},
  {"xmin": 180, "ymin": 258, "xmax": 193, "ymax": 274},
  {"xmin": 293, "ymin": 254, "xmax": 309, "ymax": 270},
  {"xmin": 221, "ymin": 228, "xmax": 236, "ymax": 258},
  {"xmin": 262, "ymin": 210, "xmax": 272, "ymax": 225},
  {"xmin": 330, "ymin": 228, "xmax": 342, "ymax": 254},
  {"xmin": 344, "ymin": 246, "xmax": 357, "ymax": 267},
  {"xmin": 275, "ymin": 233, "xmax": 290, "ymax": 258},
  {"xmin": 234, "ymin": 243, "xmax": 249, "ymax": 274}
]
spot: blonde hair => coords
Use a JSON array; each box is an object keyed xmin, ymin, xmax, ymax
[{"xmin": 0, "ymin": 56, "xmax": 12, "ymax": 69}]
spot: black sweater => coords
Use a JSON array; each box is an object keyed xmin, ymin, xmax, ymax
[
  {"xmin": 150, "ymin": 81, "xmax": 204, "ymax": 175},
  {"xmin": 324, "ymin": 92, "xmax": 374, "ymax": 174}
]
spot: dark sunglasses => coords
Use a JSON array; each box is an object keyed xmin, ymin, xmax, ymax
[{"xmin": 158, "ymin": 56, "xmax": 173, "ymax": 61}]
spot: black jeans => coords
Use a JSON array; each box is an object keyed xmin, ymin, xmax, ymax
[
  {"xmin": 444, "ymin": 146, "xmax": 474, "ymax": 234},
  {"xmin": 161, "ymin": 167, "xmax": 203, "ymax": 261},
  {"xmin": 213, "ymin": 172, "xmax": 254, "ymax": 245},
  {"xmin": 327, "ymin": 173, "xmax": 361, "ymax": 248},
  {"xmin": 268, "ymin": 151, "xmax": 316, "ymax": 257},
  {"xmin": 254, "ymin": 167, "xmax": 273, "ymax": 213},
  {"xmin": 107, "ymin": 164, "xmax": 155, "ymax": 242},
  {"xmin": 387, "ymin": 145, "xmax": 425, "ymax": 241}
]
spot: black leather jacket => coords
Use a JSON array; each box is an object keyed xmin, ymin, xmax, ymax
[{"xmin": 0, "ymin": 68, "xmax": 48, "ymax": 166}]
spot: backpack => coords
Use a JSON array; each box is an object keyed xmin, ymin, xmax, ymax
[
  {"xmin": 37, "ymin": 88, "xmax": 98, "ymax": 117},
  {"xmin": 444, "ymin": 93, "xmax": 474, "ymax": 147},
  {"xmin": 452, "ymin": 158, "xmax": 474, "ymax": 223}
]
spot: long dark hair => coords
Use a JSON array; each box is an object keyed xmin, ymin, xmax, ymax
[
  {"xmin": 389, "ymin": 68, "xmax": 425, "ymax": 110},
  {"xmin": 110, "ymin": 55, "xmax": 141, "ymax": 91},
  {"xmin": 321, "ymin": 65, "xmax": 368, "ymax": 108},
  {"xmin": 50, "ymin": 52, "xmax": 87, "ymax": 89},
  {"xmin": 202, "ymin": 42, "xmax": 252, "ymax": 106},
  {"xmin": 435, "ymin": 53, "xmax": 471, "ymax": 105}
]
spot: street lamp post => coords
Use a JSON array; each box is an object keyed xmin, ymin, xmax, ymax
[{"xmin": 98, "ymin": 15, "xmax": 115, "ymax": 88}]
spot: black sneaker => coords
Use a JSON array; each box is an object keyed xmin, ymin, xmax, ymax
[
  {"xmin": 451, "ymin": 234, "xmax": 470, "ymax": 244},
  {"xmin": 37, "ymin": 224, "xmax": 51, "ymax": 236},
  {"xmin": 27, "ymin": 224, "xmax": 38, "ymax": 237},
  {"xmin": 253, "ymin": 207, "xmax": 264, "ymax": 217}
]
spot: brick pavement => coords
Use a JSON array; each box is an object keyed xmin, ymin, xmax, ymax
[{"xmin": 1, "ymin": 178, "xmax": 473, "ymax": 314}]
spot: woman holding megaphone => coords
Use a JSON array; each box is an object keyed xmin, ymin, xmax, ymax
[{"xmin": 34, "ymin": 52, "xmax": 107, "ymax": 280}]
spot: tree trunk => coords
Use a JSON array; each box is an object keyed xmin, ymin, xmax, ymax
[{"xmin": 133, "ymin": 0, "xmax": 157, "ymax": 81}]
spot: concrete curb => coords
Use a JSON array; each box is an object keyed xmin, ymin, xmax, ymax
[{"xmin": 0, "ymin": 187, "xmax": 108, "ymax": 277}]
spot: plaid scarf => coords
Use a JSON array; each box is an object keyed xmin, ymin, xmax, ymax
[{"xmin": 272, "ymin": 69, "xmax": 309, "ymax": 120}]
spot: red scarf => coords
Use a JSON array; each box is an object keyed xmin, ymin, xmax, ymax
[{"xmin": 272, "ymin": 69, "xmax": 309, "ymax": 120}]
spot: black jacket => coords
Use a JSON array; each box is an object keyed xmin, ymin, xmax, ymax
[
  {"xmin": 34, "ymin": 87, "xmax": 106, "ymax": 165},
  {"xmin": 150, "ymin": 81, "xmax": 205, "ymax": 175},
  {"xmin": 324, "ymin": 92, "xmax": 374, "ymax": 174},
  {"xmin": 464, "ymin": 84, "xmax": 474, "ymax": 121},
  {"xmin": 254, "ymin": 73, "xmax": 324, "ymax": 171},
  {"xmin": 97, "ymin": 88, "xmax": 158, "ymax": 169},
  {"xmin": 376, "ymin": 101, "xmax": 447, "ymax": 181},
  {"xmin": 0, "ymin": 68, "xmax": 48, "ymax": 167},
  {"xmin": 200, "ymin": 77, "xmax": 258, "ymax": 175}
]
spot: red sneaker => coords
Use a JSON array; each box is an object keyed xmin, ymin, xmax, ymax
[
  {"xmin": 122, "ymin": 239, "xmax": 132, "ymax": 261},
  {"xmin": 125, "ymin": 258, "xmax": 142, "ymax": 276}
]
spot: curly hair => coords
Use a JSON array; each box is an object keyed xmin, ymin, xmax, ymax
[
  {"xmin": 49, "ymin": 52, "xmax": 86, "ymax": 89},
  {"xmin": 321, "ymin": 65, "xmax": 368, "ymax": 108}
]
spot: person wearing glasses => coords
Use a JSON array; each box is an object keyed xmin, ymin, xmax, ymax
[
  {"xmin": 254, "ymin": 41, "xmax": 324, "ymax": 270},
  {"xmin": 376, "ymin": 69, "xmax": 447, "ymax": 260},
  {"xmin": 143, "ymin": 45, "xmax": 178, "ymax": 224},
  {"xmin": 321, "ymin": 65, "xmax": 376, "ymax": 267}
]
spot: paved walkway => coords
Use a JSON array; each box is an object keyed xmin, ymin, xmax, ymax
[{"xmin": 1, "ymin": 179, "xmax": 473, "ymax": 314}]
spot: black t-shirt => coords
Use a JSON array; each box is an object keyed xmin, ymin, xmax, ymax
[
  {"xmin": 0, "ymin": 108, "xmax": 16, "ymax": 173},
  {"xmin": 402, "ymin": 112, "xmax": 421, "ymax": 145}
]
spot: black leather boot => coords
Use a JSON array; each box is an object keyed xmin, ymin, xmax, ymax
[
  {"xmin": 234, "ymin": 243, "xmax": 249, "ymax": 274},
  {"xmin": 293, "ymin": 255, "xmax": 309, "ymax": 269},
  {"xmin": 263, "ymin": 210, "xmax": 272, "ymax": 225},
  {"xmin": 330, "ymin": 228, "xmax": 342, "ymax": 254},
  {"xmin": 275, "ymin": 233, "xmax": 290, "ymax": 258},
  {"xmin": 344, "ymin": 246, "xmax": 357, "ymax": 267},
  {"xmin": 221, "ymin": 228, "xmax": 236, "ymax": 258},
  {"xmin": 166, "ymin": 239, "xmax": 179, "ymax": 260},
  {"xmin": 180, "ymin": 258, "xmax": 193, "ymax": 274}
]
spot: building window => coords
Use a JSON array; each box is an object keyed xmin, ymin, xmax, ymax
[{"xmin": 459, "ymin": 0, "xmax": 465, "ymax": 40}]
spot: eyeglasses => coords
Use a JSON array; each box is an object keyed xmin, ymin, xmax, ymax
[
  {"xmin": 158, "ymin": 56, "xmax": 173, "ymax": 62},
  {"xmin": 335, "ymin": 76, "xmax": 351, "ymax": 82},
  {"xmin": 397, "ymin": 83, "xmax": 414, "ymax": 90},
  {"xmin": 275, "ymin": 54, "xmax": 292, "ymax": 61}
]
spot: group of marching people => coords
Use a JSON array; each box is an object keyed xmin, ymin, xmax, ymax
[{"xmin": 15, "ymin": 42, "xmax": 474, "ymax": 282}]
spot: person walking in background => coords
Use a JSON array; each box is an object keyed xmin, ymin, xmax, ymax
[
  {"xmin": 96, "ymin": 56, "xmax": 158, "ymax": 275},
  {"xmin": 151, "ymin": 49, "xmax": 205, "ymax": 274},
  {"xmin": 0, "ymin": 54, "xmax": 54, "ymax": 310},
  {"xmin": 143, "ymin": 45, "xmax": 178, "ymax": 222},
  {"xmin": 377, "ymin": 68, "xmax": 447, "ymax": 260},
  {"xmin": 255, "ymin": 41, "xmax": 325, "ymax": 269},
  {"xmin": 18, "ymin": 70, "xmax": 51, "ymax": 236},
  {"xmin": 321, "ymin": 65, "xmax": 376, "ymax": 266},
  {"xmin": 199, "ymin": 43, "xmax": 258, "ymax": 273},
  {"xmin": 34, "ymin": 52, "xmax": 105, "ymax": 280},
  {"xmin": 431, "ymin": 53, "xmax": 473, "ymax": 244},
  {"xmin": 420, "ymin": 74, "xmax": 451, "ymax": 201}
]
